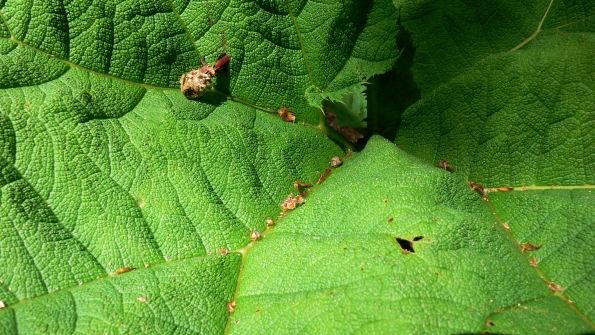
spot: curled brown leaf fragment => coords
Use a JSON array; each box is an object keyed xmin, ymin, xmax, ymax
[
  {"xmin": 331, "ymin": 156, "xmax": 342, "ymax": 167},
  {"xmin": 548, "ymin": 282, "xmax": 563, "ymax": 292},
  {"xmin": 438, "ymin": 160, "xmax": 455, "ymax": 172},
  {"xmin": 227, "ymin": 300, "xmax": 237, "ymax": 313},
  {"xmin": 278, "ymin": 108, "xmax": 296, "ymax": 122},
  {"xmin": 325, "ymin": 112, "xmax": 363, "ymax": 143},
  {"xmin": 468, "ymin": 182, "xmax": 488, "ymax": 199},
  {"xmin": 114, "ymin": 267, "xmax": 136, "ymax": 275},
  {"xmin": 180, "ymin": 70, "xmax": 213, "ymax": 99},
  {"xmin": 317, "ymin": 168, "xmax": 332, "ymax": 184},
  {"xmin": 294, "ymin": 180, "xmax": 313, "ymax": 195},
  {"xmin": 521, "ymin": 242, "xmax": 542, "ymax": 253},
  {"xmin": 282, "ymin": 193, "xmax": 305, "ymax": 211}
]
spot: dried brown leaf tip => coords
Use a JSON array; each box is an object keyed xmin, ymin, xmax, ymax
[
  {"xmin": 266, "ymin": 217, "xmax": 275, "ymax": 226},
  {"xmin": 331, "ymin": 156, "xmax": 343, "ymax": 167},
  {"xmin": 282, "ymin": 193, "xmax": 305, "ymax": 211},
  {"xmin": 227, "ymin": 300, "xmax": 237, "ymax": 313},
  {"xmin": 548, "ymin": 282, "xmax": 563, "ymax": 292},
  {"xmin": 438, "ymin": 160, "xmax": 455, "ymax": 172},
  {"xmin": 521, "ymin": 242, "xmax": 542, "ymax": 253},
  {"xmin": 278, "ymin": 108, "xmax": 296, "ymax": 122},
  {"xmin": 114, "ymin": 267, "xmax": 136, "ymax": 275},
  {"xmin": 180, "ymin": 54, "xmax": 229, "ymax": 99},
  {"xmin": 250, "ymin": 230, "xmax": 261, "ymax": 241},
  {"xmin": 325, "ymin": 112, "xmax": 363, "ymax": 143}
]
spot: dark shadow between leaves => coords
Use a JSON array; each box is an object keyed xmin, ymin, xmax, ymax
[{"xmin": 366, "ymin": 16, "xmax": 421, "ymax": 142}]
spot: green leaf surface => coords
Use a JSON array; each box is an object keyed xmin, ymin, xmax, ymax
[
  {"xmin": 394, "ymin": 0, "xmax": 595, "ymax": 96},
  {"xmin": 0, "ymin": 0, "xmax": 399, "ymax": 123},
  {"xmin": 1, "ymin": 255, "xmax": 241, "ymax": 334},
  {"xmin": 1, "ymin": 0, "xmax": 594, "ymax": 333},
  {"xmin": 395, "ymin": 33, "xmax": 595, "ymax": 186},
  {"xmin": 489, "ymin": 188, "xmax": 595, "ymax": 327},
  {"xmin": 0, "ymin": 62, "xmax": 342, "ymax": 307},
  {"xmin": 0, "ymin": 0, "xmax": 403, "ymax": 331},
  {"xmin": 321, "ymin": 85, "xmax": 367, "ymax": 128},
  {"xmin": 229, "ymin": 137, "xmax": 593, "ymax": 334}
]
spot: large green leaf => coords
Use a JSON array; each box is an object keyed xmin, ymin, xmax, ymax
[
  {"xmin": 230, "ymin": 137, "xmax": 593, "ymax": 334},
  {"xmin": 395, "ymin": 32, "xmax": 595, "ymax": 186},
  {"xmin": 394, "ymin": 0, "xmax": 595, "ymax": 96},
  {"xmin": 387, "ymin": 0, "xmax": 595, "ymax": 332},
  {"xmin": 1, "ymin": 0, "xmax": 594, "ymax": 333},
  {"xmin": 0, "ymin": 0, "xmax": 399, "ymax": 332}
]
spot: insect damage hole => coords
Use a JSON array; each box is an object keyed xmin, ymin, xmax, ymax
[{"xmin": 395, "ymin": 236, "xmax": 424, "ymax": 253}]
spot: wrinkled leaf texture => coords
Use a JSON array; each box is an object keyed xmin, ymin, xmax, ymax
[{"xmin": 0, "ymin": 0, "xmax": 594, "ymax": 334}]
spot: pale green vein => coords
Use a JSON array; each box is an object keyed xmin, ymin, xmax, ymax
[
  {"xmin": 166, "ymin": 0, "xmax": 203, "ymax": 59},
  {"xmin": 510, "ymin": 0, "xmax": 555, "ymax": 52},
  {"xmin": 284, "ymin": 0, "xmax": 314, "ymax": 85}
]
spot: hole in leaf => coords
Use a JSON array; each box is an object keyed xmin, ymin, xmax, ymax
[
  {"xmin": 388, "ymin": 217, "xmax": 394, "ymax": 223},
  {"xmin": 413, "ymin": 236, "xmax": 424, "ymax": 241},
  {"xmin": 395, "ymin": 237, "xmax": 415, "ymax": 253},
  {"xmin": 487, "ymin": 320, "xmax": 495, "ymax": 327}
]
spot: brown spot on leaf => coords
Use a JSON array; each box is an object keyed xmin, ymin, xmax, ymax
[
  {"xmin": 114, "ymin": 267, "xmax": 136, "ymax": 275},
  {"xmin": 317, "ymin": 168, "xmax": 332, "ymax": 184},
  {"xmin": 138, "ymin": 296, "xmax": 147, "ymax": 303},
  {"xmin": 469, "ymin": 182, "xmax": 488, "ymax": 199},
  {"xmin": 521, "ymin": 243, "xmax": 541, "ymax": 253},
  {"xmin": 388, "ymin": 217, "xmax": 394, "ymax": 223},
  {"xmin": 220, "ymin": 249, "xmax": 229, "ymax": 256},
  {"xmin": 228, "ymin": 300, "xmax": 237, "ymax": 313},
  {"xmin": 548, "ymin": 282, "xmax": 563, "ymax": 292},
  {"xmin": 438, "ymin": 160, "xmax": 455, "ymax": 172},
  {"xmin": 278, "ymin": 108, "xmax": 296, "ymax": 122},
  {"xmin": 266, "ymin": 217, "xmax": 275, "ymax": 226},
  {"xmin": 529, "ymin": 258, "xmax": 538, "ymax": 267},
  {"xmin": 331, "ymin": 156, "xmax": 343, "ymax": 167},
  {"xmin": 250, "ymin": 230, "xmax": 261, "ymax": 241},
  {"xmin": 282, "ymin": 193, "xmax": 305, "ymax": 211}
]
